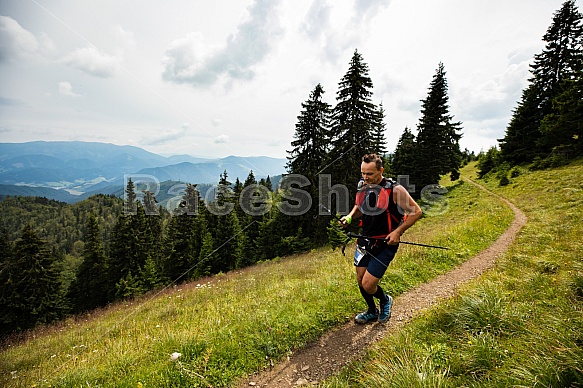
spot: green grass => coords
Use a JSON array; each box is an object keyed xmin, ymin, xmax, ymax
[
  {"xmin": 323, "ymin": 159, "xmax": 583, "ymax": 387},
  {"xmin": 0, "ymin": 172, "xmax": 514, "ymax": 387}
]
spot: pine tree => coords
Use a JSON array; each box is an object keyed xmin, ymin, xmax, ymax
[
  {"xmin": 286, "ymin": 83, "xmax": 333, "ymax": 245},
  {"xmin": 287, "ymin": 83, "xmax": 332, "ymax": 177},
  {"xmin": 500, "ymin": 0, "xmax": 583, "ymax": 163},
  {"xmin": 328, "ymin": 49, "xmax": 378, "ymax": 191},
  {"xmin": 108, "ymin": 179, "xmax": 149, "ymax": 300},
  {"xmin": 371, "ymin": 103, "xmax": 388, "ymax": 156},
  {"xmin": 211, "ymin": 171, "xmax": 244, "ymax": 272},
  {"xmin": 0, "ymin": 228, "xmax": 15, "ymax": 336},
  {"xmin": 124, "ymin": 178, "xmax": 137, "ymax": 215},
  {"xmin": 142, "ymin": 190, "xmax": 159, "ymax": 215},
  {"xmin": 69, "ymin": 213, "xmax": 109, "ymax": 312},
  {"xmin": 238, "ymin": 171, "xmax": 262, "ymax": 266},
  {"xmin": 539, "ymin": 68, "xmax": 583, "ymax": 158},
  {"xmin": 413, "ymin": 62, "xmax": 463, "ymax": 193},
  {"xmin": 499, "ymin": 85, "xmax": 544, "ymax": 164},
  {"xmin": 1, "ymin": 225, "xmax": 63, "ymax": 333},
  {"xmin": 391, "ymin": 127, "xmax": 417, "ymax": 177},
  {"xmin": 196, "ymin": 230, "xmax": 216, "ymax": 278},
  {"xmin": 162, "ymin": 183, "xmax": 201, "ymax": 283}
]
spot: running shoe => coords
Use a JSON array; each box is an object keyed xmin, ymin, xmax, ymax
[
  {"xmin": 354, "ymin": 308, "xmax": 379, "ymax": 324},
  {"xmin": 378, "ymin": 295, "xmax": 393, "ymax": 323}
]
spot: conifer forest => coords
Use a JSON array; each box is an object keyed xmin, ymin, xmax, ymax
[{"xmin": 1, "ymin": 0, "xmax": 581, "ymax": 337}]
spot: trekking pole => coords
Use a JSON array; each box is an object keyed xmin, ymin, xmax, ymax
[{"xmin": 346, "ymin": 232, "xmax": 450, "ymax": 250}]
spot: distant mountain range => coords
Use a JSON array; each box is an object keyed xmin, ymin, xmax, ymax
[{"xmin": 0, "ymin": 141, "xmax": 286, "ymax": 203}]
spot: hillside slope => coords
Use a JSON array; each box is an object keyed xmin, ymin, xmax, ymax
[{"xmin": 0, "ymin": 165, "xmax": 517, "ymax": 387}]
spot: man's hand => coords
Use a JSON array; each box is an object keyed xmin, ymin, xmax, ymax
[
  {"xmin": 385, "ymin": 229, "xmax": 402, "ymax": 245},
  {"xmin": 339, "ymin": 215, "xmax": 352, "ymax": 228}
]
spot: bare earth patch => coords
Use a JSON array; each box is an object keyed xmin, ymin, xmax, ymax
[{"xmin": 238, "ymin": 179, "xmax": 527, "ymax": 387}]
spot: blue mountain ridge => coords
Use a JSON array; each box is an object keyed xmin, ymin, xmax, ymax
[{"xmin": 0, "ymin": 141, "xmax": 287, "ymax": 203}]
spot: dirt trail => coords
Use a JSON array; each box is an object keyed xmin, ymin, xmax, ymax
[{"xmin": 238, "ymin": 178, "xmax": 527, "ymax": 387}]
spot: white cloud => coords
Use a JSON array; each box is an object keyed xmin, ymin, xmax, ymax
[
  {"xmin": 60, "ymin": 47, "xmax": 119, "ymax": 78},
  {"xmin": 353, "ymin": 0, "xmax": 392, "ymax": 23},
  {"xmin": 0, "ymin": 15, "xmax": 39, "ymax": 62},
  {"xmin": 301, "ymin": 0, "xmax": 331, "ymax": 39},
  {"xmin": 141, "ymin": 123, "xmax": 191, "ymax": 146},
  {"xmin": 455, "ymin": 60, "xmax": 531, "ymax": 122},
  {"xmin": 58, "ymin": 81, "xmax": 81, "ymax": 97},
  {"xmin": 109, "ymin": 25, "xmax": 136, "ymax": 59},
  {"xmin": 162, "ymin": 0, "xmax": 284, "ymax": 87},
  {"xmin": 214, "ymin": 134, "xmax": 230, "ymax": 144}
]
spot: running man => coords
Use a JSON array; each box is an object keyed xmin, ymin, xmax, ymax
[{"xmin": 340, "ymin": 153, "xmax": 422, "ymax": 323}]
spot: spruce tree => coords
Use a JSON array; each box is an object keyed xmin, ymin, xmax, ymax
[
  {"xmin": 371, "ymin": 103, "xmax": 388, "ymax": 156},
  {"xmin": 69, "ymin": 213, "xmax": 109, "ymax": 312},
  {"xmin": 539, "ymin": 68, "xmax": 583, "ymax": 158},
  {"xmin": 286, "ymin": 83, "xmax": 333, "ymax": 245},
  {"xmin": 162, "ymin": 183, "xmax": 201, "ymax": 283},
  {"xmin": 287, "ymin": 83, "xmax": 332, "ymax": 177},
  {"xmin": 205, "ymin": 171, "xmax": 244, "ymax": 273},
  {"xmin": 499, "ymin": 85, "xmax": 544, "ymax": 164},
  {"xmin": 238, "ymin": 171, "xmax": 262, "ymax": 266},
  {"xmin": 328, "ymin": 49, "xmax": 378, "ymax": 192},
  {"xmin": 391, "ymin": 127, "xmax": 417, "ymax": 177},
  {"xmin": 500, "ymin": 0, "xmax": 583, "ymax": 163},
  {"xmin": 108, "ymin": 180, "xmax": 149, "ymax": 300},
  {"xmin": 0, "ymin": 227, "xmax": 15, "ymax": 336},
  {"xmin": 413, "ymin": 62, "xmax": 463, "ymax": 194},
  {"xmin": 1, "ymin": 225, "xmax": 62, "ymax": 333}
]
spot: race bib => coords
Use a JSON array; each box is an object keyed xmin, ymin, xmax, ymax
[{"xmin": 354, "ymin": 245, "xmax": 365, "ymax": 265}]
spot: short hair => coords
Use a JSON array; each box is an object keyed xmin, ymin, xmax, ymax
[{"xmin": 362, "ymin": 153, "xmax": 383, "ymax": 170}]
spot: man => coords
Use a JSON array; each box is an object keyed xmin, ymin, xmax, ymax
[{"xmin": 340, "ymin": 153, "xmax": 422, "ymax": 324}]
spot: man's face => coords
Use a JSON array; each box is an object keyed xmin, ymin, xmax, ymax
[{"xmin": 361, "ymin": 161, "xmax": 383, "ymax": 185}]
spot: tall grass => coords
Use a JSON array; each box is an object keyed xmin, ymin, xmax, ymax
[
  {"xmin": 0, "ymin": 174, "xmax": 514, "ymax": 387},
  {"xmin": 323, "ymin": 159, "xmax": 583, "ymax": 387}
]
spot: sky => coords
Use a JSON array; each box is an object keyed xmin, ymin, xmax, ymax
[{"xmin": 0, "ymin": 0, "xmax": 579, "ymax": 159}]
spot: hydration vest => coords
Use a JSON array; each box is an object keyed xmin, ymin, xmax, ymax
[{"xmin": 355, "ymin": 178, "xmax": 404, "ymax": 238}]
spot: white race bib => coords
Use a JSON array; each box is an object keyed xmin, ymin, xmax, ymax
[{"xmin": 354, "ymin": 245, "xmax": 365, "ymax": 265}]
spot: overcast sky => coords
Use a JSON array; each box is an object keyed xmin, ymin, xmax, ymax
[{"xmin": 0, "ymin": 0, "xmax": 579, "ymax": 159}]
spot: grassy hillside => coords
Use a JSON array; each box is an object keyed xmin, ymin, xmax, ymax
[
  {"xmin": 0, "ymin": 166, "xmax": 516, "ymax": 387},
  {"xmin": 324, "ymin": 159, "xmax": 583, "ymax": 387}
]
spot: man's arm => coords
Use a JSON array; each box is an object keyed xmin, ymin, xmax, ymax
[
  {"xmin": 386, "ymin": 185, "xmax": 423, "ymax": 245},
  {"xmin": 340, "ymin": 204, "xmax": 362, "ymax": 228}
]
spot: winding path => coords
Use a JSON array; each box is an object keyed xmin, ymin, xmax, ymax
[{"xmin": 238, "ymin": 178, "xmax": 527, "ymax": 387}]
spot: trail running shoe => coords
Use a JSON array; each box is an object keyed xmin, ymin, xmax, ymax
[
  {"xmin": 354, "ymin": 308, "xmax": 379, "ymax": 324},
  {"xmin": 378, "ymin": 295, "xmax": 393, "ymax": 323}
]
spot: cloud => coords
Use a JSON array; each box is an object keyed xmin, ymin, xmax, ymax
[
  {"xmin": 300, "ymin": 0, "xmax": 392, "ymax": 65},
  {"xmin": 214, "ymin": 134, "xmax": 229, "ymax": 144},
  {"xmin": 60, "ymin": 47, "xmax": 119, "ymax": 78},
  {"xmin": 0, "ymin": 96, "xmax": 25, "ymax": 106},
  {"xmin": 142, "ymin": 124, "xmax": 189, "ymax": 146},
  {"xmin": 0, "ymin": 15, "xmax": 39, "ymax": 63},
  {"xmin": 109, "ymin": 25, "xmax": 136, "ymax": 59},
  {"xmin": 352, "ymin": 0, "xmax": 392, "ymax": 23},
  {"xmin": 58, "ymin": 81, "xmax": 81, "ymax": 97},
  {"xmin": 301, "ymin": 0, "xmax": 332, "ymax": 40},
  {"xmin": 162, "ymin": 0, "xmax": 283, "ymax": 87},
  {"xmin": 456, "ymin": 60, "xmax": 531, "ymax": 122}
]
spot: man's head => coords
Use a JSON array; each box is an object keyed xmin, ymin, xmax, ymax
[{"xmin": 361, "ymin": 153, "xmax": 384, "ymax": 185}]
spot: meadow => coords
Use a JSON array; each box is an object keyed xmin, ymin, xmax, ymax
[
  {"xmin": 1, "ymin": 162, "xmax": 524, "ymax": 387},
  {"xmin": 323, "ymin": 159, "xmax": 583, "ymax": 387}
]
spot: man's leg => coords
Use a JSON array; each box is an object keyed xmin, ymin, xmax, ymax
[
  {"xmin": 356, "ymin": 267, "xmax": 376, "ymax": 311},
  {"xmin": 360, "ymin": 269, "xmax": 392, "ymax": 324},
  {"xmin": 354, "ymin": 266, "xmax": 378, "ymax": 324}
]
